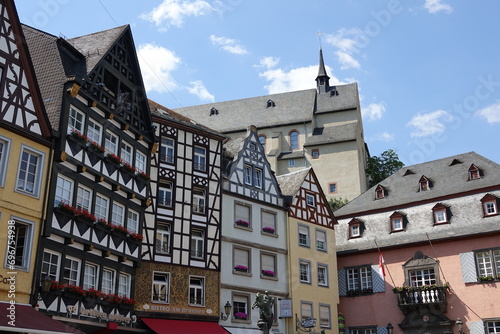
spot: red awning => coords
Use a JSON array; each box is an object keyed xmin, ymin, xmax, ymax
[
  {"xmin": 0, "ymin": 302, "xmax": 85, "ymax": 334},
  {"xmin": 142, "ymin": 318, "xmax": 231, "ymax": 334}
]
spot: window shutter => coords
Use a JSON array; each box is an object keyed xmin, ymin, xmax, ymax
[
  {"xmin": 235, "ymin": 204, "xmax": 250, "ymax": 222},
  {"xmin": 377, "ymin": 327, "xmax": 388, "ymax": 334},
  {"xmin": 459, "ymin": 252, "xmax": 478, "ymax": 283},
  {"xmin": 233, "ymin": 295, "xmax": 248, "ymax": 304},
  {"xmin": 262, "ymin": 211, "xmax": 276, "ymax": 229},
  {"xmin": 300, "ymin": 303, "xmax": 312, "ymax": 318},
  {"xmin": 468, "ymin": 321, "xmax": 484, "ymax": 334},
  {"xmin": 316, "ymin": 230, "xmax": 326, "ymax": 243},
  {"xmin": 299, "ymin": 225, "xmax": 308, "ymax": 237},
  {"xmin": 371, "ymin": 265, "xmax": 386, "ymax": 293},
  {"xmin": 319, "ymin": 305, "xmax": 330, "ymax": 325},
  {"xmin": 262, "ymin": 254, "xmax": 275, "ymax": 272},
  {"xmin": 234, "ymin": 249, "xmax": 249, "ymax": 268},
  {"xmin": 338, "ymin": 269, "xmax": 347, "ymax": 296}
]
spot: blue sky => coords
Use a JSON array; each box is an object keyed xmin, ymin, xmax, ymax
[{"xmin": 15, "ymin": 0, "xmax": 500, "ymax": 166}]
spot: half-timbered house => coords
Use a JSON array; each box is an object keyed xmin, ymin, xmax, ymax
[
  {"xmin": 220, "ymin": 126, "xmax": 287, "ymax": 334},
  {"xmin": 136, "ymin": 100, "xmax": 229, "ymax": 333},
  {"xmin": 277, "ymin": 168, "xmax": 338, "ymax": 334},
  {"xmin": 23, "ymin": 23, "xmax": 155, "ymax": 332}
]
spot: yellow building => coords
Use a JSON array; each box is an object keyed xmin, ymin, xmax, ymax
[
  {"xmin": 0, "ymin": 0, "xmax": 52, "ymax": 304},
  {"xmin": 277, "ymin": 168, "xmax": 339, "ymax": 334}
]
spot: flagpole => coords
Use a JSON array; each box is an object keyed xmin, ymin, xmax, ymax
[
  {"xmin": 425, "ymin": 233, "xmax": 448, "ymax": 284},
  {"xmin": 374, "ymin": 239, "xmax": 396, "ymax": 287}
]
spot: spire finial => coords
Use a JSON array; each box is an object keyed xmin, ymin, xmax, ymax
[{"xmin": 317, "ymin": 32, "xmax": 322, "ymax": 49}]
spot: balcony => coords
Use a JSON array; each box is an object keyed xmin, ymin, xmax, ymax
[{"xmin": 393, "ymin": 286, "xmax": 447, "ymax": 314}]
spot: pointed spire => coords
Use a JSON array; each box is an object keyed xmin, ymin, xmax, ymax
[{"xmin": 316, "ymin": 48, "xmax": 330, "ymax": 94}]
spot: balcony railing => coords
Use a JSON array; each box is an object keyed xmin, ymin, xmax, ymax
[{"xmin": 394, "ymin": 286, "xmax": 447, "ymax": 312}]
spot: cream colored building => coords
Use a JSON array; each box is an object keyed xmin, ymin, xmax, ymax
[{"xmin": 174, "ymin": 50, "xmax": 369, "ymax": 202}]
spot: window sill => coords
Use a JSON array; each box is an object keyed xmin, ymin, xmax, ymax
[
  {"xmin": 234, "ymin": 225, "xmax": 252, "ymax": 231},
  {"xmin": 261, "ymin": 231, "xmax": 278, "ymax": 238},
  {"xmin": 261, "ymin": 275, "xmax": 278, "ymax": 281},
  {"xmin": 232, "ymin": 318, "xmax": 251, "ymax": 324},
  {"xmin": 483, "ymin": 212, "xmax": 499, "ymax": 218},
  {"xmin": 233, "ymin": 270, "xmax": 252, "ymax": 277}
]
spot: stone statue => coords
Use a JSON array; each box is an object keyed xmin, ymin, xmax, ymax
[{"xmin": 252, "ymin": 291, "xmax": 274, "ymax": 332}]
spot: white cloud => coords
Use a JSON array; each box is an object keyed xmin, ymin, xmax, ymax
[
  {"xmin": 140, "ymin": 0, "xmax": 214, "ymax": 30},
  {"xmin": 424, "ymin": 0, "xmax": 453, "ymax": 14},
  {"xmin": 370, "ymin": 132, "xmax": 395, "ymax": 142},
  {"xmin": 256, "ymin": 56, "xmax": 280, "ymax": 69},
  {"xmin": 335, "ymin": 51, "xmax": 360, "ymax": 70},
  {"xmin": 324, "ymin": 29, "xmax": 364, "ymax": 70},
  {"xmin": 137, "ymin": 43, "xmax": 181, "ymax": 94},
  {"xmin": 407, "ymin": 109, "xmax": 453, "ymax": 138},
  {"xmin": 475, "ymin": 102, "xmax": 500, "ymax": 124},
  {"xmin": 209, "ymin": 35, "xmax": 248, "ymax": 55},
  {"xmin": 363, "ymin": 102, "xmax": 386, "ymax": 121},
  {"xmin": 187, "ymin": 80, "xmax": 214, "ymax": 102}
]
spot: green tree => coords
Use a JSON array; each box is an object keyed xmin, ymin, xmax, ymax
[
  {"xmin": 328, "ymin": 197, "xmax": 349, "ymax": 211},
  {"xmin": 365, "ymin": 149, "xmax": 404, "ymax": 187}
]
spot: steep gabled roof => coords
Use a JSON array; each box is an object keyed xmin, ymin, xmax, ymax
[
  {"xmin": 335, "ymin": 151, "xmax": 500, "ymax": 218},
  {"xmin": 276, "ymin": 168, "xmax": 312, "ymax": 198}
]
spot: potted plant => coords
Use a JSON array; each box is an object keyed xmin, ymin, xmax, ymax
[
  {"xmin": 234, "ymin": 265, "xmax": 248, "ymax": 272},
  {"xmin": 87, "ymin": 141, "xmax": 105, "ymax": 155},
  {"xmin": 262, "ymin": 270, "xmax": 275, "ymax": 277},
  {"xmin": 106, "ymin": 153, "xmax": 122, "ymax": 165},
  {"xmin": 128, "ymin": 232, "xmax": 143, "ymax": 242},
  {"xmin": 235, "ymin": 220, "xmax": 250, "ymax": 227},
  {"xmin": 121, "ymin": 162, "xmax": 136, "ymax": 173},
  {"xmin": 64, "ymin": 284, "xmax": 85, "ymax": 298},
  {"xmin": 234, "ymin": 312, "xmax": 248, "ymax": 320},
  {"xmin": 75, "ymin": 208, "xmax": 97, "ymax": 224},
  {"xmin": 136, "ymin": 171, "xmax": 151, "ymax": 181},
  {"xmin": 478, "ymin": 275, "xmax": 495, "ymax": 282},
  {"xmin": 262, "ymin": 227, "xmax": 275, "ymax": 234},
  {"xmin": 69, "ymin": 129, "xmax": 87, "ymax": 143},
  {"xmin": 55, "ymin": 201, "xmax": 77, "ymax": 215}
]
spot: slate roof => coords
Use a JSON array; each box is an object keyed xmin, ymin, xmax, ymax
[
  {"xmin": 276, "ymin": 168, "xmax": 311, "ymax": 197},
  {"xmin": 304, "ymin": 121, "xmax": 358, "ymax": 147},
  {"xmin": 223, "ymin": 134, "xmax": 246, "ymax": 159},
  {"xmin": 173, "ymin": 82, "xmax": 359, "ymax": 133},
  {"xmin": 335, "ymin": 151, "xmax": 500, "ymax": 218}
]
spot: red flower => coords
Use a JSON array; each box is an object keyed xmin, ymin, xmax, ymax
[{"xmin": 129, "ymin": 232, "xmax": 143, "ymax": 241}]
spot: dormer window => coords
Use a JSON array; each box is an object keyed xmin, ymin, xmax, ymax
[
  {"xmin": 468, "ymin": 164, "xmax": 481, "ymax": 180},
  {"xmin": 266, "ymin": 99, "xmax": 276, "ymax": 108},
  {"xmin": 419, "ymin": 176, "xmax": 431, "ymax": 191},
  {"xmin": 481, "ymin": 194, "xmax": 499, "ymax": 217},
  {"xmin": 375, "ymin": 185, "xmax": 386, "ymax": 199},
  {"xmin": 209, "ymin": 107, "xmax": 218, "ymax": 116},
  {"xmin": 348, "ymin": 219, "xmax": 363, "ymax": 239},
  {"xmin": 390, "ymin": 212, "xmax": 405, "ymax": 232},
  {"xmin": 432, "ymin": 203, "xmax": 450, "ymax": 225}
]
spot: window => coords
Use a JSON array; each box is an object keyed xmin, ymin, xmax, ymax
[
  {"xmin": 0, "ymin": 136, "xmax": 11, "ymax": 187},
  {"xmin": 244, "ymin": 165, "xmax": 252, "ymax": 185},
  {"xmin": 160, "ymin": 137, "xmax": 175, "ymax": 163},
  {"xmin": 298, "ymin": 225, "xmax": 310, "ymax": 247},
  {"xmin": 306, "ymin": 193, "xmax": 315, "ymax": 207},
  {"xmin": 329, "ymin": 183, "xmax": 337, "ymax": 194},
  {"xmin": 118, "ymin": 273, "xmax": 131, "ymax": 297},
  {"xmin": 254, "ymin": 168, "xmax": 262, "ymax": 188},
  {"xmin": 262, "ymin": 210, "xmax": 276, "ymax": 234},
  {"xmin": 5, "ymin": 219, "xmax": 33, "ymax": 270},
  {"xmin": 112, "ymin": 202, "xmax": 125, "ymax": 226},
  {"xmin": 481, "ymin": 194, "xmax": 499, "ymax": 217},
  {"xmin": 152, "ymin": 272, "xmax": 170, "ymax": 303},
  {"xmin": 347, "ymin": 266, "xmax": 372, "ymax": 292},
  {"xmin": 232, "ymin": 294, "xmax": 250, "ymax": 321},
  {"xmin": 193, "ymin": 189, "xmax": 206, "ymax": 214},
  {"xmin": 486, "ymin": 321, "xmax": 500, "ymax": 334},
  {"xmin": 94, "ymin": 194, "xmax": 109, "ymax": 221},
  {"xmin": 63, "ymin": 257, "xmax": 80, "ymax": 286},
  {"xmin": 127, "ymin": 209, "xmax": 139, "ymax": 233},
  {"xmin": 135, "ymin": 151, "xmax": 147, "ymax": 173},
  {"xmin": 299, "ymin": 260, "xmax": 311, "ymax": 283},
  {"xmin": 120, "ymin": 141, "xmax": 133, "ymax": 165},
  {"xmin": 235, "ymin": 202, "xmax": 251, "ymax": 228},
  {"xmin": 261, "ymin": 252, "xmax": 277, "ymax": 278},
  {"xmin": 258, "ymin": 136, "xmax": 266, "ymax": 152},
  {"xmin": 375, "ymin": 185, "xmax": 385, "ymax": 199},
  {"xmin": 319, "ymin": 304, "xmax": 331, "ymax": 328},
  {"xmin": 349, "ymin": 219, "xmax": 363, "ymax": 238},
  {"xmin": 316, "ymin": 229, "xmax": 327, "ymax": 251},
  {"xmin": 101, "ymin": 268, "xmax": 115, "ymax": 294},
  {"xmin": 83, "ymin": 263, "xmax": 99, "ymax": 290},
  {"xmin": 350, "ymin": 328, "xmax": 377, "ymax": 334},
  {"xmin": 300, "ymin": 302, "xmax": 313, "ymax": 322},
  {"xmin": 87, "ymin": 118, "xmax": 102, "ymax": 144},
  {"xmin": 312, "ymin": 149, "xmax": 319, "ymax": 159},
  {"xmin": 476, "ymin": 249, "xmax": 500, "ymax": 278},
  {"xmin": 194, "ymin": 146, "xmax": 206, "ymax": 171},
  {"xmin": 318, "ymin": 265, "xmax": 329, "ymax": 286},
  {"xmin": 104, "ymin": 130, "xmax": 118, "ymax": 155},
  {"xmin": 191, "ymin": 229, "xmax": 205, "ymax": 259},
  {"xmin": 468, "ymin": 164, "xmax": 481, "ymax": 180},
  {"xmin": 432, "ymin": 203, "xmax": 449, "ymax": 224},
  {"xmin": 189, "ymin": 276, "xmax": 204, "ymax": 306},
  {"xmin": 55, "ymin": 175, "xmax": 73, "ymax": 206},
  {"xmin": 419, "ymin": 176, "xmax": 430, "ymax": 191},
  {"xmin": 156, "ymin": 223, "xmax": 171, "ymax": 254},
  {"xmin": 390, "ymin": 212, "xmax": 405, "ymax": 232},
  {"xmin": 409, "ymin": 268, "xmax": 436, "ymax": 287},
  {"xmin": 68, "ymin": 106, "xmax": 85, "ymax": 134},
  {"xmin": 234, "ymin": 247, "xmax": 250, "ymax": 273},
  {"xmin": 16, "ymin": 146, "xmax": 44, "ymax": 196},
  {"xmin": 288, "ymin": 159, "xmax": 296, "ymax": 167},
  {"xmin": 76, "ymin": 185, "xmax": 92, "ymax": 211},
  {"xmin": 41, "ymin": 250, "xmax": 60, "ymax": 281},
  {"xmin": 289, "ymin": 130, "xmax": 299, "ymax": 150},
  {"xmin": 158, "ymin": 183, "xmax": 173, "ymax": 207}
]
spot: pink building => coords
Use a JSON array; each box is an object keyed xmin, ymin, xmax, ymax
[{"xmin": 335, "ymin": 152, "xmax": 500, "ymax": 334}]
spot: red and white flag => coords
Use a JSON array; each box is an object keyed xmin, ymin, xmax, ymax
[{"xmin": 379, "ymin": 251, "xmax": 386, "ymax": 277}]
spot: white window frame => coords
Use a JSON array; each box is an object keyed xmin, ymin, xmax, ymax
[
  {"xmin": 104, "ymin": 130, "xmax": 118, "ymax": 155},
  {"xmin": 94, "ymin": 194, "xmax": 109, "ymax": 221},
  {"xmin": 193, "ymin": 189, "xmax": 206, "ymax": 214},
  {"xmin": 319, "ymin": 304, "xmax": 331, "ymax": 329},
  {"xmin": 261, "ymin": 210, "xmax": 276, "ymax": 233},
  {"xmin": 347, "ymin": 266, "xmax": 372, "ymax": 291},
  {"xmin": 16, "ymin": 145, "xmax": 44, "ymax": 197},
  {"xmin": 87, "ymin": 118, "xmax": 102, "ymax": 144},
  {"xmin": 409, "ymin": 268, "xmax": 436, "ymax": 287},
  {"xmin": 434, "ymin": 209, "xmax": 447, "ymax": 224},
  {"xmin": 350, "ymin": 224, "xmax": 361, "ymax": 237},
  {"xmin": 254, "ymin": 168, "xmax": 262, "ymax": 188},
  {"xmin": 0, "ymin": 136, "xmax": 11, "ymax": 188},
  {"xmin": 235, "ymin": 202, "xmax": 251, "ymax": 228},
  {"xmin": 83, "ymin": 263, "xmax": 99, "ymax": 290},
  {"xmin": 76, "ymin": 184, "xmax": 93, "ymax": 211},
  {"xmin": 4, "ymin": 217, "xmax": 34, "ymax": 271},
  {"xmin": 127, "ymin": 209, "xmax": 139, "ymax": 234},
  {"xmin": 41, "ymin": 250, "xmax": 61, "ymax": 281},
  {"xmin": 118, "ymin": 273, "xmax": 131, "ymax": 298},
  {"xmin": 54, "ymin": 174, "xmax": 74, "ymax": 206},
  {"xmin": 161, "ymin": 137, "xmax": 175, "ymax": 164},
  {"xmin": 194, "ymin": 146, "xmax": 206, "ymax": 171},
  {"xmin": 316, "ymin": 229, "xmax": 327, "ymax": 251},
  {"xmin": 68, "ymin": 106, "xmax": 85, "ymax": 134},
  {"xmin": 391, "ymin": 216, "xmax": 403, "ymax": 231},
  {"xmin": 111, "ymin": 202, "xmax": 125, "ymax": 226},
  {"xmin": 120, "ymin": 141, "xmax": 133, "ymax": 165},
  {"xmin": 233, "ymin": 247, "xmax": 251, "ymax": 273},
  {"xmin": 156, "ymin": 223, "xmax": 171, "ymax": 254},
  {"xmin": 288, "ymin": 159, "xmax": 296, "ymax": 167},
  {"xmin": 484, "ymin": 201, "xmax": 498, "ymax": 215},
  {"xmin": 261, "ymin": 252, "xmax": 277, "ymax": 278},
  {"xmin": 158, "ymin": 183, "xmax": 173, "ymax": 207},
  {"xmin": 135, "ymin": 151, "xmax": 147, "ymax": 174},
  {"xmin": 299, "ymin": 260, "xmax": 311, "ymax": 284},
  {"xmin": 244, "ymin": 165, "xmax": 252, "ymax": 185},
  {"xmin": 63, "ymin": 257, "xmax": 81, "ymax": 286},
  {"xmin": 476, "ymin": 250, "xmax": 500, "ymax": 278},
  {"xmin": 189, "ymin": 276, "xmax": 205, "ymax": 306},
  {"xmin": 298, "ymin": 224, "xmax": 310, "ymax": 247},
  {"xmin": 306, "ymin": 193, "xmax": 315, "ymax": 207},
  {"xmin": 191, "ymin": 229, "xmax": 205, "ymax": 259},
  {"xmin": 101, "ymin": 268, "xmax": 115, "ymax": 294},
  {"xmin": 486, "ymin": 320, "xmax": 500, "ymax": 334},
  {"xmin": 232, "ymin": 294, "xmax": 250, "ymax": 321},
  {"xmin": 152, "ymin": 271, "xmax": 170, "ymax": 303},
  {"xmin": 318, "ymin": 264, "xmax": 329, "ymax": 287}
]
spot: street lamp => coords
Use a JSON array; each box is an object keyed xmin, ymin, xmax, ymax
[
  {"xmin": 386, "ymin": 323, "xmax": 394, "ymax": 334},
  {"xmin": 456, "ymin": 318, "xmax": 463, "ymax": 334},
  {"xmin": 220, "ymin": 301, "xmax": 232, "ymax": 321},
  {"xmin": 295, "ymin": 314, "xmax": 317, "ymax": 332},
  {"xmin": 40, "ymin": 274, "xmax": 52, "ymax": 293}
]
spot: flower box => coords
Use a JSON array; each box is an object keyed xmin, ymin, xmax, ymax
[
  {"xmin": 262, "ymin": 270, "xmax": 275, "ymax": 277},
  {"xmin": 262, "ymin": 227, "xmax": 275, "ymax": 234},
  {"xmin": 106, "ymin": 153, "xmax": 122, "ymax": 165},
  {"xmin": 136, "ymin": 171, "xmax": 151, "ymax": 181},
  {"xmin": 235, "ymin": 220, "xmax": 250, "ymax": 227},
  {"xmin": 234, "ymin": 265, "xmax": 248, "ymax": 272},
  {"xmin": 69, "ymin": 130, "xmax": 87, "ymax": 143},
  {"xmin": 478, "ymin": 275, "xmax": 495, "ymax": 282},
  {"xmin": 234, "ymin": 312, "xmax": 248, "ymax": 320},
  {"xmin": 129, "ymin": 232, "xmax": 143, "ymax": 242},
  {"xmin": 75, "ymin": 208, "xmax": 96, "ymax": 224},
  {"xmin": 55, "ymin": 202, "xmax": 77, "ymax": 216},
  {"xmin": 87, "ymin": 141, "xmax": 105, "ymax": 155},
  {"xmin": 122, "ymin": 162, "xmax": 136, "ymax": 174}
]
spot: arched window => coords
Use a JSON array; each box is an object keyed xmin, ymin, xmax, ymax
[{"xmin": 289, "ymin": 130, "xmax": 299, "ymax": 150}]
